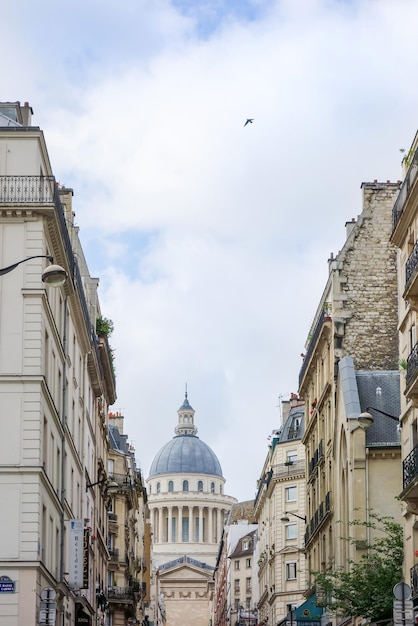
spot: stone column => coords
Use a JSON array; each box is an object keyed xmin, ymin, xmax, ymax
[
  {"xmin": 208, "ymin": 506, "xmax": 213, "ymax": 543},
  {"xmin": 198, "ymin": 506, "xmax": 203, "ymax": 542},
  {"xmin": 168, "ymin": 506, "xmax": 173, "ymax": 543}
]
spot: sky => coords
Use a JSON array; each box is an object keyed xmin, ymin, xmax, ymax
[{"xmin": 3, "ymin": 0, "xmax": 418, "ymax": 501}]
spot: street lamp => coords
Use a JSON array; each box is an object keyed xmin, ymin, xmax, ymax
[
  {"xmin": 0, "ymin": 254, "xmax": 67, "ymax": 287},
  {"xmin": 85, "ymin": 477, "xmax": 118, "ymax": 492},
  {"xmin": 280, "ymin": 511, "xmax": 306, "ymax": 523},
  {"xmin": 358, "ymin": 406, "xmax": 400, "ymax": 430}
]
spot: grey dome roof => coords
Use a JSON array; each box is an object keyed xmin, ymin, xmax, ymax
[{"xmin": 149, "ymin": 434, "xmax": 223, "ymax": 478}]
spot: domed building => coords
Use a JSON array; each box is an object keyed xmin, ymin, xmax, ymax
[{"xmin": 146, "ymin": 393, "xmax": 237, "ymax": 626}]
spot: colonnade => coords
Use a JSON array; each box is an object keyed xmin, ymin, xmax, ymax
[{"xmin": 150, "ymin": 504, "xmax": 227, "ymax": 544}]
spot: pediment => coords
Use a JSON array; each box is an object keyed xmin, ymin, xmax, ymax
[
  {"xmin": 277, "ymin": 545, "xmax": 302, "ymax": 554},
  {"xmin": 159, "ymin": 563, "xmax": 213, "ymax": 582}
]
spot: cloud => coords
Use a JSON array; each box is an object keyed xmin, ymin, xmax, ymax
[{"xmin": 2, "ymin": 0, "xmax": 418, "ymax": 499}]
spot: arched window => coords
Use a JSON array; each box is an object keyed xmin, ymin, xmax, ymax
[
  {"xmin": 183, "ymin": 480, "xmax": 189, "ymax": 492},
  {"xmin": 168, "ymin": 480, "xmax": 174, "ymax": 492},
  {"xmin": 220, "ymin": 484, "xmax": 223, "ymax": 494},
  {"xmin": 210, "ymin": 482, "xmax": 215, "ymax": 494},
  {"xmin": 157, "ymin": 482, "xmax": 161, "ymax": 494},
  {"xmin": 198, "ymin": 480, "xmax": 203, "ymax": 492}
]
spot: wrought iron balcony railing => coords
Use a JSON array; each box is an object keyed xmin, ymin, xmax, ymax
[
  {"xmin": 304, "ymin": 492, "xmax": 332, "ymax": 546},
  {"xmin": 393, "ymin": 151, "xmax": 418, "ymax": 231},
  {"xmin": 403, "ymin": 443, "xmax": 418, "ymax": 492},
  {"xmin": 299, "ymin": 311, "xmax": 329, "ymax": 387},
  {"xmin": 406, "ymin": 341, "xmax": 418, "ymax": 390}
]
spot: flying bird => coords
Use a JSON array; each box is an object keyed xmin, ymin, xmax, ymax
[{"xmin": 244, "ymin": 118, "xmax": 254, "ymax": 126}]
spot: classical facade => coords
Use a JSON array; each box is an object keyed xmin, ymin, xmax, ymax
[
  {"xmin": 298, "ymin": 182, "xmax": 402, "ymax": 622},
  {"xmin": 254, "ymin": 395, "xmax": 307, "ymax": 626},
  {"xmin": 146, "ymin": 393, "xmax": 237, "ymax": 626},
  {"xmin": 107, "ymin": 412, "xmax": 149, "ymax": 626},
  {"xmin": 213, "ymin": 503, "xmax": 258, "ymax": 626},
  {"xmin": 391, "ymin": 132, "xmax": 418, "ymax": 609},
  {"xmin": 0, "ymin": 101, "xmax": 116, "ymax": 625}
]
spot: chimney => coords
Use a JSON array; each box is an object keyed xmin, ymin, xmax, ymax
[
  {"xmin": 345, "ymin": 217, "xmax": 356, "ymax": 239},
  {"xmin": 21, "ymin": 102, "xmax": 33, "ymax": 126}
]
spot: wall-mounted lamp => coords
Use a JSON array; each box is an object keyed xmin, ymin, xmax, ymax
[
  {"xmin": 358, "ymin": 406, "xmax": 400, "ymax": 430},
  {"xmin": 85, "ymin": 477, "xmax": 118, "ymax": 492},
  {"xmin": 0, "ymin": 254, "xmax": 67, "ymax": 287},
  {"xmin": 280, "ymin": 511, "xmax": 306, "ymax": 523}
]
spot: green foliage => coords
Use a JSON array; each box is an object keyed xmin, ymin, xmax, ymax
[
  {"xmin": 313, "ymin": 511, "xmax": 403, "ymax": 622},
  {"xmin": 96, "ymin": 316, "xmax": 114, "ymax": 338}
]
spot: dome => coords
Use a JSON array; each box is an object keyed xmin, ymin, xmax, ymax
[{"xmin": 149, "ymin": 434, "xmax": 223, "ymax": 477}]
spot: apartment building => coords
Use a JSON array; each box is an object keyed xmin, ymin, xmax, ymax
[
  {"xmin": 107, "ymin": 412, "xmax": 149, "ymax": 626},
  {"xmin": 391, "ymin": 132, "xmax": 418, "ymax": 610},
  {"xmin": 298, "ymin": 182, "xmax": 402, "ymax": 621},
  {"xmin": 213, "ymin": 503, "xmax": 258, "ymax": 626},
  {"xmin": 0, "ymin": 101, "xmax": 116, "ymax": 626},
  {"xmin": 254, "ymin": 396, "xmax": 307, "ymax": 626}
]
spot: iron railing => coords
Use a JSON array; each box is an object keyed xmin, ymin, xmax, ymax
[
  {"xmin": 393, "ymin": 151, "xmax": 418, "ymax": 230},
  {"xmin": 403, "ymin": 443, "xmax": 418, "ymax": 492},
  {"xmin": 304, "ymin": 492, "xmax": 332, "ymax": 546},
  {"xmin": 299, "ymin": 311, "xmax": 326, "ymax": 387},
  {"xmin": 308, "ymin": 440, "xmax": 324, "ymax": 477},
  {"xmin": 405, "ymin": 239, "xmax": 418, "ymax": 288},
  {"xmin": 406, "ymin": 341, "xmax": 418, "ymax": 389}
]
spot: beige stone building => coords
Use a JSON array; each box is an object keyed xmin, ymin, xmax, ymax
[
  {"xmin": 298, "ymin": 182, "xmax": 402, "ymax": 620},
  {"xmin": 146, "ymin": 393, "xmax": 237, "ymax": 626},
  {"xmin": 391, "ymin": 132, "xmax": 418, "ymax": 608},
  {"xmin": 254, "ymin": 396, "xmax": 307, "ymax": 626},
  {"xmin": 213, "ymin": 504, "xmax": 258, "ymax": 626},
  {"xmin": 106, "ymin": 412, "xmax": 149, "ymax": 626},
  {"xmin": 0, "ymin": 101, "xmax": 116, "ymax": 625}
]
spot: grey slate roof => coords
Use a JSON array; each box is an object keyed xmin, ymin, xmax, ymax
[
  {"xmin": 339, "ymin": 355, "xmax": 400, "ymax": 447},
  {"xmin": 148, "ymin": 434, "xmax": 223, "ymax": 477}
]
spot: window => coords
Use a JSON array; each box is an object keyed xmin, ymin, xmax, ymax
[
  {"xmin": 183, "ymin": 480, "xmax": 189, "ymax": 492},
  {"xmin": 246, "ymin": 577, "xmax": 251, "ymax": 592},
  {"xmin": 234, "ymin": 579, "xmax": 240, "ymax": 594},
  {"xmin": 210, "ymin": 482, "xmax": 215, "ymax": 493},
  {"xmin": 285, "ymin": 486, "xmax": 297, "ymax": 502},
  {"xmin": 182, "ymin": 516, "xmax": 189, "ymax": 541},
  {"xmin": 157, "ymin": 482, "xmax": 161, "ymax": 494},
  {"xmin": 243, "ymin": 539, "xmax": 249, "ymax": 550},
  {"xmin": 234, "ymin": 561, "xmax": 240, "ymax": 571},
  {"xmin": 198, "ymin": 480, "xmax": 203, "ymax": 492},
  {"xmin": 168, "ymin": 480, "xmax": 174, "ymax": 492},
  {"xmin": 246, "ymin": 558, "xmax": 251, "ymax": 568},
  {"xmin": 286, "ymin": 450, "xmax": 297, "ymax": 464},
  {"xmin": 286, "ymin": 561, "xmax": 297, "ymax": 580},
  {"xmin": 245, "ymin": 598, "xmax": 251, "ymax": 610},
  {"xmin": 286, "ymin": 524, "xmax": 297, "ymax": 540}
]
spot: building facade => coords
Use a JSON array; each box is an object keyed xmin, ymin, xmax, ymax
[
  {"xmin": 0, "ymin": 101, "xmax": 116, "ymax": 626},
  {"xmin": 254, "ymin": 396, "xmax": 307, "ymax": 626},
  {"xmin": 146, "ymin": 393, "xmax": 237, "ymax": 626},
  {"xmin": 298, "ymin": 182, "xmax": 402, "ymax": 622},
  {"xmin": 391, "ymin": 132, "xmax": 418, "ymax": 610},
  {"xmin": 107, "ymin": 412, "xmax": 149, "ymax": 626}
]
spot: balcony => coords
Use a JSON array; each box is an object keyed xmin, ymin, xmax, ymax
[
  {"xmin": 254, "ymin": 461, "xmax": 305, "ymax": 508},
  {"xmin": 299, "ymin": 311, "xmax": 332, "ymax": 389},
  {"xmin": 392, "ymin": 151, "xmax": 418, "ymax": 232},
  {"xmin": 401, "ymin": 444, "xmax": 418, "ymax": 511},
  {"xmin": 405, "ymin": 342, "xmax": 418, "ymax": 398},
  {"xmin": 108, "ymin": 548, "xmax": 120, "ymax": 562},
  {"xmin": 304, "ymin": 492, "xmax": 332, "ymax": 547},
  {"xmin": 404, "ymin": 240, "xmax": 418, "ymax": 299},
  {"xmin": 308, "ymin": 440, "xmax": 324, "ymax": 480},
  {"xmin": 107, "ymin": 586, "xmax": 136, "ymax": 603}
]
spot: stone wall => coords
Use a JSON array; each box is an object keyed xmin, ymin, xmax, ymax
[{"xmin": 333, "ymin": 182, "xmax": 400, "ymax": 370}]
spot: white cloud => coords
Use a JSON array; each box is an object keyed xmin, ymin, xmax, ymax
[{"xmin": 2, "ymin": 0, "xmax": 418, "ymax": 499}]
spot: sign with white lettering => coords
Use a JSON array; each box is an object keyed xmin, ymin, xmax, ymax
[
  {"xmin": 0, "ymin": 576, "xmax": 15, "ymax": 593},
  {"xmin": 68, "ymin": 520, "xmax": 84, "ymax": 588}
]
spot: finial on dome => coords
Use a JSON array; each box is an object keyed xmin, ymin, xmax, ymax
[{"xmin": 185, "ymin": 382, "xmax": 188, "ymax": 400}]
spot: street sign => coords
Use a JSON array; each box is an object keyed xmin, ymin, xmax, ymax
[
  {"xmin": 394, "ymin": 609, "xmax": 414, "ymax": 621},
  {"xmin": 394, "ymin": 600, "xmax": 414, "ymax": 610},
  {"xmin": 393, "ymin": 582, "xmax": 412, "ymax": 601},
  {"xmin": 39, "ymin": 608, "xmax": 56, "ymax": 625},
  {"xmin": 41, "ymin": 587, "xmax": 56, "ymax": 601}
]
